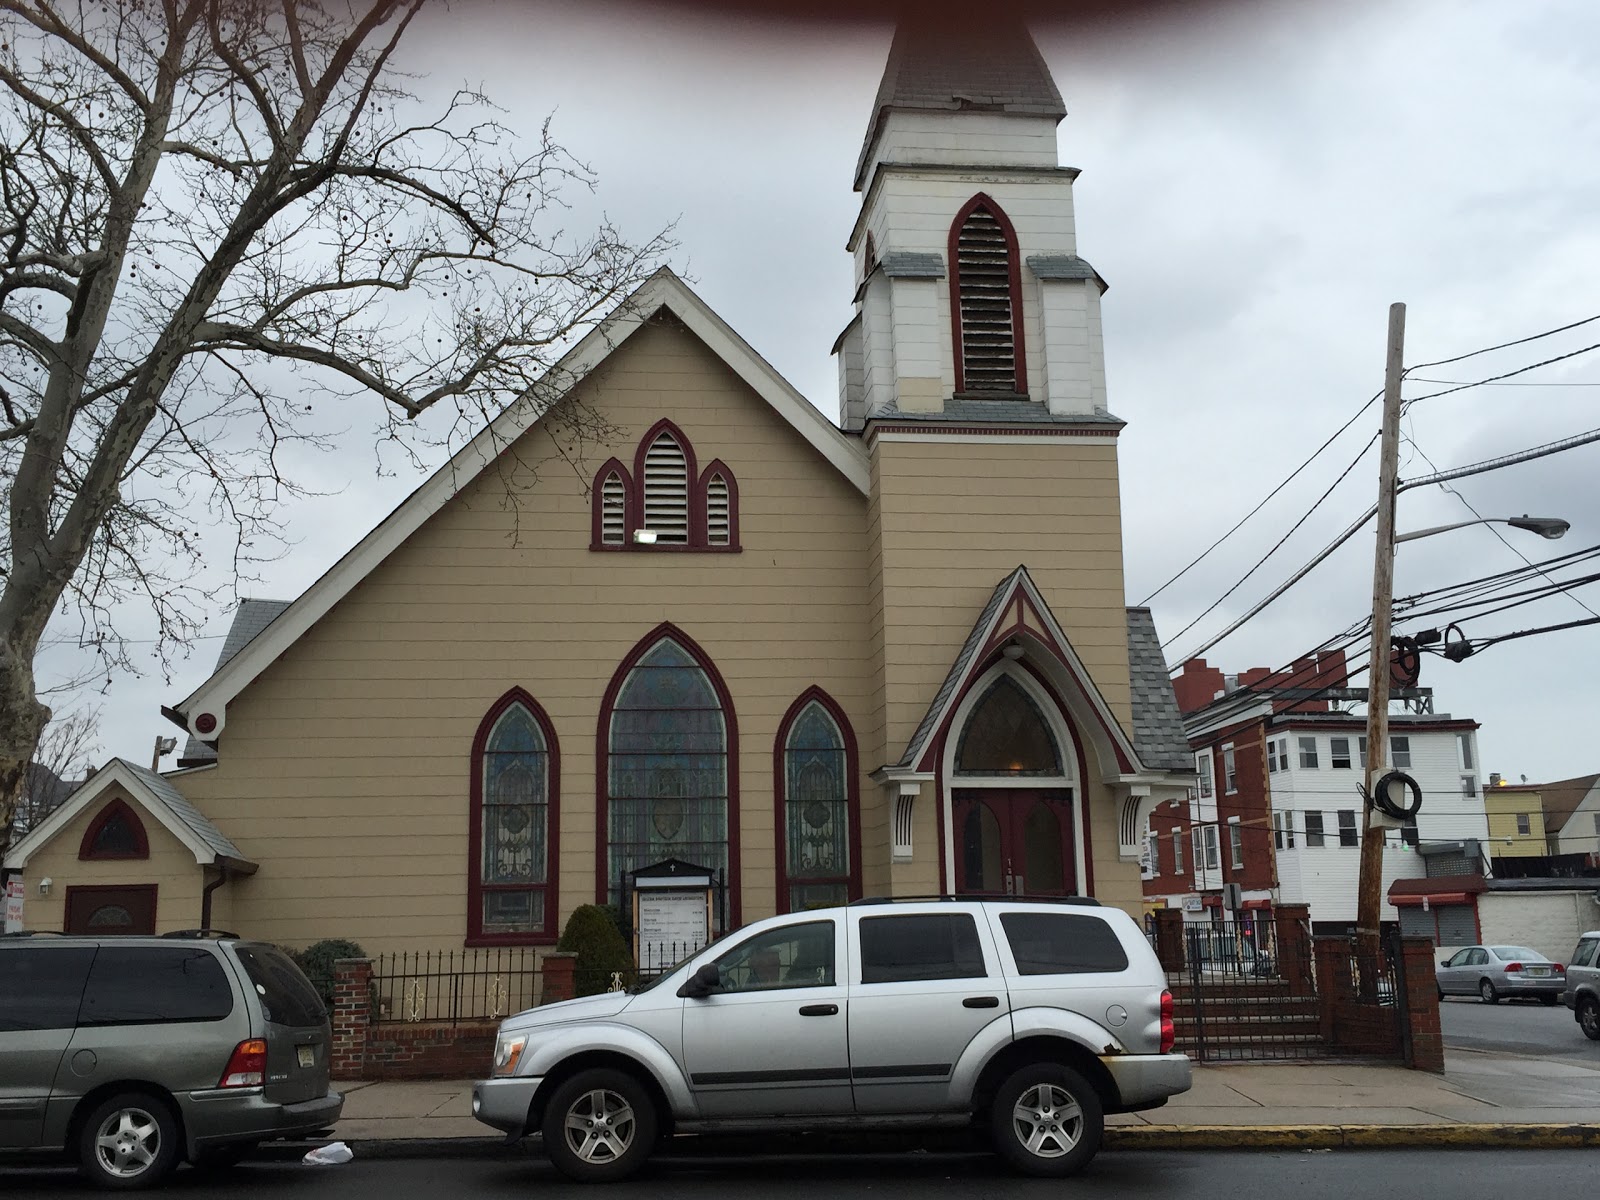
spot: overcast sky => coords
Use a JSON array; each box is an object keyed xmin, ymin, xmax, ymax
[{"xmin": 37, "ymin": 0, "xmax": 1600, "ymax": 791}]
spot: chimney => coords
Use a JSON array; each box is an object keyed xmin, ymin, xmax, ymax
[{"xmin": 1489, "ymin": 772, "xmax": 1502, "ymax": 788}]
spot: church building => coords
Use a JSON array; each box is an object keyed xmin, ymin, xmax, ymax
[{"xmin": 6, "ymin": 22, "xmax": 1194, "ymax": 952}]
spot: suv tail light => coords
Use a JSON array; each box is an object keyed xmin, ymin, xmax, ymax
[
  {"xmin": 1504, "ymin": 963, "xmax": 1523, "ymax": 973},
  {"xmin": 1159, "ymin": 990, "xmax": 1175, "ymax": 1055},
  {"xmin": 219, "ymin": 1039, "xmax": 268, "ymax": 1088}
]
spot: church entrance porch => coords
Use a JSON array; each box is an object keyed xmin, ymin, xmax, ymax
[{"xmin": 953, "ymin": 788, "xmax": 1075, "ymax": 896}]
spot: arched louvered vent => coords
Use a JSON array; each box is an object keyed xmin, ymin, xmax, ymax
[
  {"xmin": 642, "ymin": 431, "xmax": 690, "ymax": 543},
  {"xmin": 600, "ymin": 472, "xmax": 627, "ymax": 545},
  {"xmin": 705, "ymin": 474, "xmax": 731, "ymax": 546},
  {"xmin": 954, "ymin": 203, "xmax": 1019, "ymax": 394}
]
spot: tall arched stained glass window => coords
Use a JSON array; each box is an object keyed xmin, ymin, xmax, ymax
[
  {"xmin": 471, "ymin": 695, "xmax": 555, "ymax": 941},
  {"xmin": 780, "ymin": 699, "xmax": 854, "ymax": 913},
  {"xmin": 606, "ymin": 637, "xmax": 729, "ymax": 913}
]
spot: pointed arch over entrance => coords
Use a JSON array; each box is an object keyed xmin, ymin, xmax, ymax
[
  {"xmin": 598, "ymin": 624, "xmax": 740, "ymax": 925},
  {"xmin": 943, "ymin": 662, "xmax": 1085, "ymax": 898}
]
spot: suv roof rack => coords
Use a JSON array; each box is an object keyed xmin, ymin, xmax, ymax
[
  {"xmin": 849, "ymin": 894, "xmax": 1101, "ymax": 908},
  {"xmin": 0, "ymin": 929, "xmax": 66, "ymax": 938},
  {"xmin": 159, "ymin": 928, "xmax": 240, "ymax": 940}
]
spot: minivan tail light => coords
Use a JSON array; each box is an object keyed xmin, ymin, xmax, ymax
[
  {"xmin": 1159, "ymin": 990, "xmax": 1175, "ymax": 1055},
  {"xmin": 219, "ymin": 1039, "xmax": 268, "ymax": 1088},
  {"xmin": 1504, "ymin": 962, "xmax": 1522, "ymax": 973},
  {"xmin": 1554, "ymin": 964, "xmax": 1565, "ymax": 973}
]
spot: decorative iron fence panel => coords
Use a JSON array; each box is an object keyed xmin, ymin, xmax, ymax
[{"xmin": 370, "ymin": 948, "xmax": 542, "ymax": 1025}]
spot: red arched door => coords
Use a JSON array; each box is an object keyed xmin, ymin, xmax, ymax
[{"xmin": 953, "ymin": 789, "xmax": 1075, "ymax": 896}]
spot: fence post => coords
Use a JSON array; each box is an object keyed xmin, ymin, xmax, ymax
[
  {"xmin": 1153, "ymin": 909, "xmax": 1185, "ymax": 973},
  {"xmin": 542, "ymin": 951, "xmax": 578, "ymax": 1004},
  {"xmin": 331, "ymin": 958, "xmax": 373, "ymax": 1081},
  {"xmin": 1399, "ymin": 936, "xmax": 1444, "ymax": 1072},
  {"xmin": 1272, "ymin": 904, "xmax": 1314, "ymax": 995},
  {"xmin": 1312, "ymin": 938, "xmax": 1340, "ymax": 1049}
]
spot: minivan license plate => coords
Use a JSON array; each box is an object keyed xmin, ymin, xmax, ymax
[{"xmin": 297, "ymin": 1046, "xmax": 315, "ymax": 1068}]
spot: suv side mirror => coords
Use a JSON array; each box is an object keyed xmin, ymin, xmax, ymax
[{"xmin": 677, "ymin": 963, "xmax": 722, "ymax": 999}]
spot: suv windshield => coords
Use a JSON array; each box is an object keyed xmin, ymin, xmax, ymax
[{"xmin": 235, "ymin": 944, "xmax": 327, "ymax": 1026}]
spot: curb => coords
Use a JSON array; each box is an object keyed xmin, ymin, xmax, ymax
[{"xmin": 253, "ymin": 1123, "xmax": 1600, "ymax": 1162}]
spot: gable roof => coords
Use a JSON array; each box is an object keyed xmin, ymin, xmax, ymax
[
  {"xmin": 170, "ymin": 269, "xmax": 869, "ymax": 742},
  {"xmin": 3, "ymin": 758, "xmax": 253, "ymax": 871},
  {"xmin": 1531, "ymin": 774, "xmax": 1600, "ymax": 834},
  {"xmin": 178, "ymin": 599, "xmax": 292, "ymax": 766},
  {"xmin": 893, "ymin": 565, "xmax": 1191, "ymax": 782},
  {"xmin": 856, "ymin": 20, "xmax": 1066, "ymax": 190}
]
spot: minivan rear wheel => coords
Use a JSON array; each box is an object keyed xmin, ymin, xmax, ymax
[
  {"xmin": 541, "ymin": 1068, "xmax": 658, "ymax": 1183},
  {"xmin": 77, "ymin": 1093, "xmax": 180, "ymax": 1190},
  {"xmin": 989, "ymin": 1063, "xmax": 1103, "ymax": 1178}
]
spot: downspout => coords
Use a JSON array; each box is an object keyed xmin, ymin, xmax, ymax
[{"xmin": 201, "ymin": 863, "xmax": 232, "ymax": 931}]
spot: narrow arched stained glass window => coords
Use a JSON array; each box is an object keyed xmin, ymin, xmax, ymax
[
  {"xmin": 607, "ymin": 638, "xmax": 728, "ymax": 912},
  {"xmin": 783, "ymin": 702, "xmax": 850, "ymax": 912},
  {"xmin": 955, "ymin": 675, "xmax": 1063, "ymax": 776},
  {"xmin": 480, "ymin": 704, "xmax": 550, "ymax": 934}
]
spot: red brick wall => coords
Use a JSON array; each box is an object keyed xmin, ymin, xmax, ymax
[
  {"xmin": 360, "ymin": 1022, "xmax": 498, "ymax": 1081},
  {"xmin": 1400, "ymin": 936, "xmax": 1444, "ymax": 1072}
]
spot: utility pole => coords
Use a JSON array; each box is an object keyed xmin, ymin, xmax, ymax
[{"xmin": 1355, "ymin": 302, "xmax": 1406, "ymax": 972}]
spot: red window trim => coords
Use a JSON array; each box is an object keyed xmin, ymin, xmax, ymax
[
  {"xmin": 589, "ymin": 422, "xmax": 740, "ymax": 553},
  {"xmin": 947, "ymin": 192, "xmax": 1028, "ymax": 397},
  {"xmin": 773, "ymin": 687, "xmax": 862, "ymax": 914},
  {"xmin": 466, "ymin": 687, "xmax": 561, "ymax": 947},
  {"xmin": 78, "ymin": 797, "xmax": 150, "ymax": 861},
  {"xmin": 595, "ymin": 623, "xmax": 741, "ymax": 927}
]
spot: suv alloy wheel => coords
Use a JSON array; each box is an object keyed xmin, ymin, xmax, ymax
[
  {"xmin": 77, "ymin": 1092, "xmax": 181, "ymax": 1189},
  {"xmin": 1579, "ymin": 996, "xmax": 1600, "ymax": 1041},
  {"xmin": 541, "ymin": 1068, "xmax": 659, "ymax": 1183},
  {"xmin": 989, "ymin": 1063, "xmax": 1103, "ymax": 1178}
]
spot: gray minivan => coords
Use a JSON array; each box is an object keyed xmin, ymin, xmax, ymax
[{"xmin": 0, "ymin": 932, "xmax": 342, "ymax": 1188}]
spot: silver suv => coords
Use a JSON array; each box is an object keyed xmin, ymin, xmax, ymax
[
  {"xmin": 1563, "ymin": 930, "xmax": 1600, "ymax": 1040},
  {"xmin": 0, "ymin": 932, "xmax": 342, "ymax": 1188},
  {"xmin": 474, "ymin": 897, "xmax": 1189, "ymax": 1182}
]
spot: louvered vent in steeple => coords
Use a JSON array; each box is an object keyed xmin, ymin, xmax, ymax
[{"xmin": 953, "ymin": 200, "xmax": 1022, "ymax": 395}]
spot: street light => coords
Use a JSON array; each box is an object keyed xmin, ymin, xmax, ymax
[{"xmin": 1394, "ymin": 515, "xmax": 1570, "ymax": 544}]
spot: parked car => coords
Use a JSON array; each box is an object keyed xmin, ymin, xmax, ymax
[
  {"xmin": 1436, "ymin": 944, "xmax": 1566, "ymax": 1005},
  {"xmin": 1184, "ymin": 927, "xmax": 1276, "ymax": 978},
  {"xmin": 1561, "ymin": 930, "xmax": 1600, "ymax": 1040},
  {"xmin": 0, "ymin": 931, "xmax": 342, "ymax": 1188},
  {"xmin": 474, "ymin": 896, "xmax": 1190, "ymax": 1183}
]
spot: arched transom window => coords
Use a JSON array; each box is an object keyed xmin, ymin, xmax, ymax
[
  {"xmin": 780, "ymin": 698, "xmax": 855, "ymax": 912},
  {"xmin": 955, "ymin": 675, "xmax": 1063, "ymax": 776},
  {"xmin": 78, "ymin": 799, "xmax": 148, "ymax": 861},
  {"xmin": 606, "ymin": 637, "xmax": 729, "ymax": 914},
  {"xmin": 472, "ymin": 698, "xmax": 554, "ymax": 940}
]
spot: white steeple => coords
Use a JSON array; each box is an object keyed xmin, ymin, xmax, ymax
[{"xmin": 833, "ymin": 20, "xmax": 1110, "ymax": 430}]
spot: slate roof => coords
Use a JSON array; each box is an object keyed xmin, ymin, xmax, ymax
[
  {"xmin": 179, "ymin": 599, "xmax": 292, "ymax": 766},
  {"xmin": 1125, "ymin": 607, "xmax": 1194, "ymax": 772},
  {"xmin": 856, "ymin": 20, "xmax": 1067, "ymax": 189},
  {"xmin": 119, "ymin": 759, "xmax": 246, "ymax": 861},
  {"xmin": 866, "ymin": 400, "xmax": 1125, "ymax": 427},
  {"xmin": 1027, "ymin": 254, "xmax": 1108, "ymax": 291},
  {"xmin": 880, "ymin": 251, "xmax": 946, "ymax": 279}
]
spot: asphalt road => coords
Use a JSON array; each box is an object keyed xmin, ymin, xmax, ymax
[
  {"xmin": 1439, "ymin": 993, "xmax": 1598, "ymax": 1059},
  {"xmin": 1, "ymin": 1149, "xmax": 1593, "ymax": 1198}
]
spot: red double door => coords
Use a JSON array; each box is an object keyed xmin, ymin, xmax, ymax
[{"xmin": 953, "ymin": 789, "xmax": 1076, "ymax": 897}]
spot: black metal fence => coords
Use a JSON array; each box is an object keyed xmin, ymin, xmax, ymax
[{"xmin": 370, "ymin": 947, "xmax": 543, "ymax": 1025}]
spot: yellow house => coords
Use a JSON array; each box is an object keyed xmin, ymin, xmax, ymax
[
  {"xmin": 1484, "ymin": 783, "xmax": 1547, "ymax": 858},
  {"xmin": 3, "ymin": 23, "xmax": 1194, "ymax": 954}
]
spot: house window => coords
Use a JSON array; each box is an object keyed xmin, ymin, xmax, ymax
[
  {"xmin": 591, "ymin": 422, "xmax": 739, "ymax": 551},
  {"xmin": 1298, "ymin": 736, "xmax": 1319, "ymax": 770},
  {"xmin": 1358, "ymin": 735, "xmax": 1368, "ymax": 764},
  {"xmin": 1222, "ymin": 745, "xmax": 1238, "ymax": 794},
  {"xmin": 1268, "ymin": 737, "xmax": 1289, "ymax": 773},
  {"xmin": 1516, "ymin": 813, "xmax": 1531, "ymax": 836},
  {"xmin": 1201, "ymin": 824, "xmax": 1219, "ymax": 871},
  {"xmin": 1273, "ymin": 812, "xmax": 1295, "ymax": 851},
  {"xmin": 1146, "ymin": 831, "xmax": 1160, "ymax": 876},
  {"xmin": 78, "ymin": 800, "xmax": 149, "ymax": 861},
  {"xmin": 778, "ymin": 692, "xmax": 858, "ymax": 913},
  {"xmin": 1390, "ymin": 736, "xmax": 1411, "ymax": 769},
  {"xmin": 1592, "ymin": 812, "xmax": 1600, "ymax": 837},
  {"xmin": 1228, "ymin": 819, "xmax": 1243, "ymax": 869},
  {"xmin": 1461, "ymin": 775, "xmax": 1477, "ymax": 798},
  {"xmin": 1172, "ymin": 828, "xmax": 1184, "ymax": 874},
  {"xmin": 1331, "ymin": 737, "xmax": 1352, "ymax": 769},
  {"xmin": 470, "ymin": 692, "xmax": 557, "ymax": 942},
  {"xmin": 1196, "ymin": 752, "xmax": 1213, "ymax": 798},
  {"xmin": 1400, "ymin": 818, "xmax": 1419, "ymax": 848},
  {"xmin": 1457, "ymin": 733, "xmax": 1474, "ymax": 771},
  {"xmin": 949, "ymin": 193, "xmax": 1025, "ymax": 395},
  {"xmin": 1305, "ymin": 811, "xmax": 1326, "ymax": 847},
  {"xmin": 1337, "ymin": 809, "xmax": 1359, "ymax": 848},
  {"xmin": 604, "ymin": 631, "xmax": 733, "ymax": 921}
]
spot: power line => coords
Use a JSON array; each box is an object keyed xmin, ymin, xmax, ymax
[
  {"xmin": 1401, "ymin": 341, "xmax": 1600, "ymax": 408},
  {"xmin": 1408, "ymin": 378, "xmax": 1600, "ymax": 387},
  {"xmin": 1406, "ymin": 311, "xmax": 1600, "ymax": 372},
  {"xmin": 1138, "ymin": 391, "xmax": 1383, "ymax": 606}
]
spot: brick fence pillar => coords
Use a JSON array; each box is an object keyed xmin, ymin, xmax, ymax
[
  {"xmin": 1273, "ymin": 904, "xmax": 1314, "ymax": 996},
  {"xmin": 542, "ymin": 951, "xmax": 577, "ymax": 1004},
  {"xmin": 330, "ymin": 958, "xmax": 372, "ymax": 1081},
  {"xmin": 1312, "ymin": 937, "xmax": 1341, "ymax": 1048},
  {"xmin": 1153, "ymin": 909, "xmax": 1185, "ymax": 973},
  {"xmin": 1400, "ymin": 936, "xmax": 1445, "ymax": 1072}
]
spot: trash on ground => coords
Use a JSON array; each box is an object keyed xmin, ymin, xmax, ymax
[{"xmin": 303, "ymin": 1141, "xmax": 354, "ymax": 1165}]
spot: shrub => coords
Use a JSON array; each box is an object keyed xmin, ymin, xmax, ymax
[
  {"xmin": 557, "ymin": 905, "xmax": 634, "ymax": 998},
  {"xmin": 293, "ymin": 938, "xmax": 367, "ymax": 1010}
]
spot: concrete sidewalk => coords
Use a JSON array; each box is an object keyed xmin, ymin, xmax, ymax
[{"xmin": 321, "ymin": 1049, "xmax": 1600, "ymax": 1151}]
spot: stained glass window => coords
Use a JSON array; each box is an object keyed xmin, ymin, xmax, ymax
[
  {"xmin": 783, "ymin": 701, "xmax": 851, "ymax": 912},
  {"xmin": 480, "ymin": 703, "xmax": 549, "ymax": 935},
  {"xmin": 607, "ymin": 639, "xmax": 727, "ymax": 913},
  {"xmin": 85, "ymin": 808, "xmax": 143, "ymax": 858},
  {"xmin": 955, "ymin": 676, "xmax": 1062, "ymax": 775}
]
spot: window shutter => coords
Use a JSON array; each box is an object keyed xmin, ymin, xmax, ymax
[
  {"xmin": 600, "ymin": 472, "xmax": 626, "ymax": 545},
  {"xmin": 705, "ymin": 473, "xmax": 731, "ymax": 546},
  {"xmin": 642, "ymin": 432, "xmax": 690, "ymax": 544},
  {"xmin": 955, "ymin": 206, "xmax": 1017, "ymax": 393}
]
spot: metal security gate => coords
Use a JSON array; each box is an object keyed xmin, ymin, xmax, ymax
[{"xmin": 1174, "ymin": 918, "xmax": 1324, "ymax": 1062}]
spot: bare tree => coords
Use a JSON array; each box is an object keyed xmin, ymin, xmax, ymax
[
  {"xmin": 11, "ymin": 704, "xmax": 98, "ymax": 836},
  {"xmin": 0, "ymin": 0, "xmax": 671, "ymax": 858}
]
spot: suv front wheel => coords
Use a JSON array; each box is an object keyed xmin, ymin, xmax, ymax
[
  {"xmin": 541, "ymin": 1068, "xmax": 658, "ymax": 1183},
  {"xmin": 77, "ymin": 1092, "xmax": 181, "ymax": 1190},
  {"xmin": 989, "ymin": 1063, "xmax": 1103, "ymax": 1178}
]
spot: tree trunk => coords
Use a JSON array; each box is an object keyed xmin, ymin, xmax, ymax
[{"xmin": 0, "ymin": 637, "xmax": 51, "ymax": 865}]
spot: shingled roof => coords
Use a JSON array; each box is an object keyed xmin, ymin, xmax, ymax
[
  {"xmin": 178, "ymin": 598, "xmax": 291, "ymax": 766},
  {"xmin": 1125, "ymin": 607, "xmax": 1193, "ymax": 772},
  {"xmin": 855, "ymin": 20, "xmax": 1067, "ymax": 189}
]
